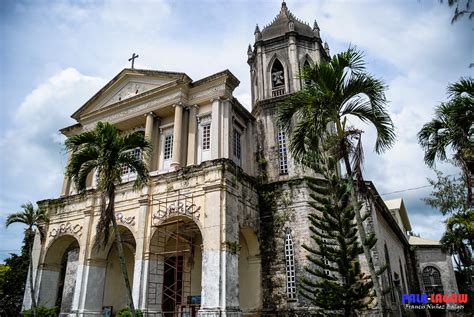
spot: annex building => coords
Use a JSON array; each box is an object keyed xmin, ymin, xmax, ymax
[{"xmin": 24, "ymin": 3, "xmax": 458, "ymax": 317}]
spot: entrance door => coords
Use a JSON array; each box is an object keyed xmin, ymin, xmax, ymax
[{"xmin": 162, "ymin": 256, "xmax": 183, "ymax": 317}]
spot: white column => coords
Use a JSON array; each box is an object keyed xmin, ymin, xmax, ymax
[
  {"xmin": 171, "ymin": 103, "xmax": 184, "ymax": 170},
  {"xmin": 144, "ymin": 112, "xmax": 156, "ymax": 171},
  {"xmin": 210, "ymin": 98, "xmax": 221, "ymax": 159},
  {"xmin": 152, "ymin": 117, "xmax": 161, "ymax": 173},
  {"xmin": 187, "ymin": 105, "xmax": 199, "ymax": 166}
]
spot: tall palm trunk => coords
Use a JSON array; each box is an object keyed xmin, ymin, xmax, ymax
[
  {"xmin": 108, "ymin": 190, "xmax": 136, "ymax": 317},
  {"xmin": 28, "ymin": 230, "xmax": 37, "ymax": 317},
  {"xmin": 336, "ymin": 122, "xmax": 386, "ymax": 316}
]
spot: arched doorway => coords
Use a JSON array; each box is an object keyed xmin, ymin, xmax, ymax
[
  {"xmin": 39, "ymin": 235, "xmax": 80, "ymax": 314},
  {"xmin": 102, "ymin": 226, "xmax": 136, "ymax": 315},
  {"xmin": 148, "ymin": 216, "xmax": 203, "ymax": 316},
  {"xmin": 239, "ymin": 227, "xmax": 262, "ymax": 315}
]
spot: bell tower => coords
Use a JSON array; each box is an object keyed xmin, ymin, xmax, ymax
[
  {"xmin": 248, "ymin": 1, "xmax": 330, "ymax": 182},
  {"xmin": 248, "ymin": 4, "xmax": 332, "ymax": 313},
  {"xmin": 247, "ymin": 1, "xmax": 329, "ymax": 107}
]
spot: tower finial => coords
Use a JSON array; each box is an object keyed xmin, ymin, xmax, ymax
[
  {"xmin": 254, "ymin": 24, "xmax": 261, "ymax": 34},
  {"xmin": 313, "ymin": 20, "xmax": 320, "ymax": 38},
  {"xmin": 313, "ymin": 20, "xmax": 320, "ymax": 31},
  {"xmin": 281, "ymin": 1, "xmax": 288, "ymax": 13},
  {"xmin": 324, "ymin": 42, "xmax": 330, "ymax": 56}
]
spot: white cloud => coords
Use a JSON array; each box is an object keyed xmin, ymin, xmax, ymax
[
  {"xmin": 0, "ymin": 68, "xmax": 105, "ymax": 257},
  {"xmin": 409, "ymin": 213, "xmax": 447, "ymax": 241},
  {"xmin": 1, "ymin": 1, "xmax": 471, "ymax": 261}
]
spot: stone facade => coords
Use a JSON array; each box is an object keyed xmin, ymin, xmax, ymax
[{"xmin": 25, "ymin": 2, "xmax": 459, "ymax": 317}]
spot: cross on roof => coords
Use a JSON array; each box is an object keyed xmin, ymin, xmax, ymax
[{"xmin": 128, "ymin": 53, "xmax": 139, "ymax": 69}]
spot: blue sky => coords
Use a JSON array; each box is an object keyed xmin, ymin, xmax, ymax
[{"xmin": 0, "ymin": 0, "xmax": 472, "ymax": 262}]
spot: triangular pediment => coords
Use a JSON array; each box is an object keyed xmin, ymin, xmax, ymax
[{"xmin": 72, "ymin": 69, "xmax": 190, "ymax": 120}]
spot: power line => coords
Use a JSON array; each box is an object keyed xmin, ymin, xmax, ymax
[
  {"xmin": 380, "ymin": 173, "xmax": 459, "ymax": 196},
  {"xmin": 380, "ymin": 184, "xmax": 433, "ymax": 196}
]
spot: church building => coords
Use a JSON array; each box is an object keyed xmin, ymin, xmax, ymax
[{"xmin": 24, "ymin": 2, "xmax": 458, "ymax": 317}]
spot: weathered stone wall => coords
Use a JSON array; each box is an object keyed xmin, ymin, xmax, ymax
[
  {"xmin": 259, "ymin": 180, "xmax": 319, "ymax": 315},
  {"xmin": 414, "ymin": 247, "xmax": 458, "ymax": 294},
  {"xmin": 59, "ymin": 248, "xmax": 79, "ymax": 315}
]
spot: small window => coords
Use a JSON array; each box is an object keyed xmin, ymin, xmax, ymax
[
  {"xmin": 202, "ymin": 124, "xmax": 211, "ymax": 150},
  {"xmin": 277, "ymin": 129, "xmax": 288, "ymax": 175},
  {"xmin": 164, "ymin": 134, "xmax": 173, "ymax": 160},
  {"xmin": 285, "ymin": 230, "xmax": 297, "ymax": 300},
  {"xmin": 233, "ymin": 129, "xmax": 241, "ymax": 160}
]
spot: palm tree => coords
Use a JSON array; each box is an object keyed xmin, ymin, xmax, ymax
[
  {"xmin": 418, "ymin": 76, "xmax": 474, "ymax": 205},
  {"xmin": 5, "ymin": 202, "xmax": 48, "ymax": 317},
  {"xmin": 279, "ymin": 47, "xmax": 395, "ymax": 315},
  {"xmin": 65, "ymin": 121, "xmax": 151, "ymax": 317}
]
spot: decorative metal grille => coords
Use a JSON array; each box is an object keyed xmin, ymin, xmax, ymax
[
  {"xmin": 423, "ymin": 266, "xmax": 443, "ymax": 288},
  {"xmin": 164, "ymin": 134, "xmax": 173, "ymax": 160},
  {"xmin": 120, "ymin": 148, "xmax": 142, "ymax": 175},
  {"xmin": 277, "ymin": 129, "xmax": 288, "ymax": 175},
  {"xmin": 285, "ymin": 230, "xmax": 297, "ymax": 300},
  {"xmin": 233, "ymin": 129, "xmax": 241, "ymax": 160},
  {"xmin": 202, "ymin": 124, "xmax": 211, "ymax": 150}
]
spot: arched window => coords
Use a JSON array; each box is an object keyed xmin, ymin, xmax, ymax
[
  {"xmin": 384, "ymin": 243, "xmax": 396, "ymax": 302},
  {"xmin": 422, "ymin": 266, "xmax": 444, "ymax": 294},
  {"xmin": 302, "ymin": 60, "xmax": 311, "ymax": 86},
  {"xmin": 284, "ymin": 230, "xmax": 297, "ymax": 300},
  {"xmin": 271, "ymin": 59, "xmax": 285, "ymax": 97}
]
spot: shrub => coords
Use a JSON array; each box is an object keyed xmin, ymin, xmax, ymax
[
  {"xmin": 116, "ymin": 307, "xmax": 143, "ymax": 317},
  {"xmin": 22, "ymin": 306, "xmax": 59, "ymax": 317}
]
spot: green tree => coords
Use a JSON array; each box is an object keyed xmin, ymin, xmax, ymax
[
  {"xmin": 418, "ymin": 77, "xmax": 474, "ymax": 205},
  {"xmin": 440, "ymin": 0, "xmax": 474, "ymax": 24},
  {"xmin": 5, "ymin": 202, "xmax": 48, "ymax": 317},
  {"xmin": 424, "ymin": 170, "xmax": 473, "ymax": 310},
  {"xmin": 0, "ymin": 233, "xmax": 33, "ymax": 317},
  {"xmin": 279, "ymin": 47, "xmax": 395, "ymax": 314},
  {"xmin": 65, "ymin": 121, "xmax": 151, "ymax": 317},
  {"xmin": 301, "ymin": 149, "xmax": 375, "ymax": 316}
]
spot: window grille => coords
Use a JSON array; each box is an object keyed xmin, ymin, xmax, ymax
[
  {"xmin": 233, "ymin": 129, "xmax": 241, "ymax": 160},
  {"xmin": 422, "ymin": 266, "xmax": 443, "ymax": 293},
  {"xmin": 284, "ymin": 230, "xmax": 297, "ymax": 300},
  {"xmin": 202, "ymin": 124, "xmax": 211, "ymax": 150},
  {"xmin": 164, "ymin": 134, "xmax": 173, "ymax": 160},
  {"xmin": 120, "ymin": 148, "xmax": 142, "ymax": 175},
  {"xmin": 277, "ymin": 129, "xmax": 288, "ymax": 175}
]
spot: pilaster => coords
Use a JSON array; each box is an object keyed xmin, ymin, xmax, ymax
[
  {"xmin": 288, "ymin": 34, "xmax": 300, "ymax": 92},
  {"xmin": 199, "ymin": 184, "xmax": 240, "ymax": 317},
  {"xmin": 60, "ymin": 152, "xmax": 72, "ymax": 196},
  {"xmin": 222, "ymin": 99, "xmax": 232, "ymax": 159},
  {"xmin": 210, "ymin": 98, "xmax": 222, "ymax": 159},
  {"xmin": 132, "ymin": 196, "xmax": 150, "ymax": 308},
  {"xmin": 187, "ymin": 105, "xmax": 199, "ymax": 166}
]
